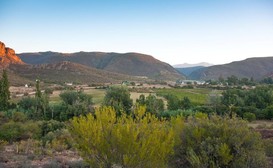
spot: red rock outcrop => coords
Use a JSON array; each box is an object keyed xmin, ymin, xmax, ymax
[{"xmin": 0, "ymin": 41, "xmax": 24, "ymax": 68}]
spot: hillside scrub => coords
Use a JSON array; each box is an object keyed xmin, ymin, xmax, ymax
[
  {"xmin": 69, "ymin": 106, "xmax": 183, "ymax": 168},
  {"xmin": 69, "ymin": 106, "xmax": 269, "ymax": 168},
  {"xmin": 171, "ymin": 115, "xmax": 268, "ymax": 168}
]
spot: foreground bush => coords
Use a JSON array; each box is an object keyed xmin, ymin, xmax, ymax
[
  {"xmin": 70, "ymin": 106, "xmax": 182, "ymax": 168},
  {"xmin": 171, "ymin": 115, "xmax": 268, "ymax": 168}
]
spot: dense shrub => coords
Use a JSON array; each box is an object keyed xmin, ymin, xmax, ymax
[
  {"xmin": 70, "ymin": 106, "xmax": 181, "ymax": 168},
  {"xmin": 136, "ymin": 94, "xmax": 164, "ymax": 115},
  {"xmin": 58, "ymin": 90, "xmax": 93, "ymax": 121},
  {"xmin": 103, "ymin": 86, "xmax": 133, "ymax": 115},
  {"xmin": 0, "ymin": 120, "xmax": 41, "ymax": 143},
  {"xmin": 264, "ymin": 139, "xmax": 273, "ymax": 157},
  {"xmin": 243, "ymin": 112, "xmax": 256, "ymax": 122},
  {"xmin": 171, "ymin": 115, "xmax": 268, "ymax": 168}
]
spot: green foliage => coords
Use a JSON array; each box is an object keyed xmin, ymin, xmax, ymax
[
  {"xmin": 35, "ymin": 79, "xmax": 42, "ymax": 98},
  {"xmin": 221, "ymin": 87, "xmax": 273, "ymax": 119},
  {"xmin": 165, "ymin": 94, "xmax": 192, "ymax": 111},
  {"xmin": 136, "ymin": 94, "xmax": 146, "ymax": 105},
  {"xmin": 11, "ymin": 112, "xmax": 27, "ymax": 122},
  {"xmin": 263, "ymin": 139, "xmax": 273, "ymax": 157},
  {"xmin": 57, "ymin": 90, "xmax": 93, "ymax": 121},
  {"xmin": 244, "ymin": 86, "xmax": 273, "ymax": 109},
  {"xmin": 262, "ymin": 105, "xmax": 273, "ymax": 120},
  {"xmin": 227, "ymin": 75, "xmax": 239, "ymax": 85},
  {"xmin": 18, "ymin": 96, "xmax": 50, "ymax": 120},
  {"xmin": 171, "ymin": 115, "xmax": 268, "ymax": 168},
  {"xmin": 243, "ymin": 112, "xmax": 256, "ymax": 122},
  {"xmin": 136, "ymin": 94, "xmax": 164, "ymax": 115},
  {"xmin": 261, "ymin": 77, "xmax": 273, "ymax": 84},
  {"xmin": 16, "ymin": 80, "xmax": 51, "ymax": 120},
  {"xmin": 217, "ymin": 75, "xmax": 255, "ymax": 86},
  {"xmin": 42, "ymin": 129, "xmax": 72, "ymax": 151},
  {"xmin": 18, "ymin": 97, "xmax": 36, "ymax": 110},
  {"xmin": 180, "ymin": 97, "xmax": 192, "ymax": 110},
  {"xmin": 44, "ymin": 88, "xmax": 53, "ymax": 95},
  {"xmin": 0, "ymin": 70, "xmax": 10, "ymax": 111},
  {"xmin": 166, "ymin": 94, "xmax": 180, "ymax": 110},
  {"xmin": 70, "ymin": 106, "xmax": 178, "ymax": 168},
  {"xmin": 221, "ymin": 89, "xmax": 244, "ymax": 107},
  {"xmin": 40, "ymin": 120, "xmax": 65, "ymax": 137},
  {"xmin": 103, "ymin": 86, "xmax": 133, "ymax": 115},
  {"xmin": 155, "ymin": 88, "xmax": 209, "ymax": 105},
  {"xmin": 159, "ymin": 109, "xmax": 195, "ymax": 119},
  {"xmin": 0, "ymin": 120, "xmax": 41, "ymax": 143},
  {"xmin": 0, "ymin": 121, "xmax": 24, "ymax": 142},
  {"xmin": 207, "ymin": 90, "xmax": 222, "ymax": 113}
]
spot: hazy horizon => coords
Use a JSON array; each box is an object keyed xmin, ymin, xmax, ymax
[{"xmin": 1, "ymin": 0, "xmax": 273, "ymax": 65}]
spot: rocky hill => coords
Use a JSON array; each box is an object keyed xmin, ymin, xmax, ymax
[
  {"xmin": 18, "ymin": 52, "xmax": 183, "ymax": 81},
  {"xmin": 0, "ymin": 42, "xmax": 24, "ymax": 69},
  {"xmin": 189, "ymin": 57, "xmax": 273, "ymax": 80}
]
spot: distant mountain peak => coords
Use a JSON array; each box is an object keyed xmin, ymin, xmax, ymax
[
  {"xmin": 173, "ymin": 62, "xmax": 213, "ymax": 68},
  {"xmin": 0, "ymin": 41, "xmax": 25, "ymax": 68}
]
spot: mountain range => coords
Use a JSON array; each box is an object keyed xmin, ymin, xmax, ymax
[
  {"xmin": 0, "ymin": 41, "xmax": 183, "ymax": 85},
  {"xmin": 2, "ymin": 41, "xmax": 273, "ymax": 84},
  {"xmin": 189, "ymin": 57, "xmax": 273, "ymax": 80},
  {"xmin": 18, "ymin": 51, "xmax": 182, "ymax": 81}
]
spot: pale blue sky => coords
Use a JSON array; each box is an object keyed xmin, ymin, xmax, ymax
[{"xmin": 1, "ymin": 0, "xmax": 273, "ymax": 65}]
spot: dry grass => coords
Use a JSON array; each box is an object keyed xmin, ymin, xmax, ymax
[{"xmin": 248, "ymin": 120, "xmax": 273, "ymax": 129}]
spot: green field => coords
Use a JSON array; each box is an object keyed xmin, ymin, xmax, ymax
[
  {"xmin": 154, "ymin": 88, "xmax": 221, "ymax": 105},
  {"xmin": 49, "ymin": 88, "xmax": 157, "ymax": 107},
  {"xmin": 49, "ymin": 88, "xmax": 106, "ymax": 106},
  {"xmin": 48, "ymin": 87, "xmax": 222, "ymax": 107}
]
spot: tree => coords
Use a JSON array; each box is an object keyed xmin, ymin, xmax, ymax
[
  {"xmin": 34, "ymin": 79, "xmax": 50, "ymax": 119},
  {"xmin": 18, "ymin": 80, "xmax": 50, "ymax": 120},
  {"xmin": 103, "ymin": 86, "xmax": 133, "ymax": 115},
  {"xmin": 145, "ymin": 94, "xmax": 164, "ymax": 115},
  {"xmin": 245, "ymin": 86, "xmax": 273, "ymax": 109},
  {"xmin": 69, "ymin": 106, "xmax": 180, "ymax": 168},
  {"xmin": 136, "ymin": 94, "xmax": 146, "ymax": 105},
  {"xmin": 171, "ymin": 115, "xmax": 268, "ymax": 168},
  {"xmin": 0, "ymin": 70, "xmax": 10, "ymax": 111},
  {"xmin": 166, "ymin": 94, "xmax": 180, "ymax": 111},
  {"xmin": 35, "ymin": 79, "xmax": 42, "ymax": 99},
  {"xmin": 180, "ymin": 97, "xmax": 191, "ymax": 110},
  {"xmin": 136, "ymin": 94, "xmax": 164, "ymax": 115},
  {"xmin": 57, "ymin": 90, "xmax": 93, "ymax": 121},
  {"xmin": 227, "ymin": 75, "xmax": 239, "ymax": 85}
]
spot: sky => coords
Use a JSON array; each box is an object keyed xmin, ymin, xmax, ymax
[{"xmin": 0, "ymin": 0, "xmax": 273, "ymax": 65}]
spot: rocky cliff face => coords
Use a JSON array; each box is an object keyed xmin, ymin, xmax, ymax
[{"xmin": 0, "ymin": 41, "xmax": 24, "ymax": 68}]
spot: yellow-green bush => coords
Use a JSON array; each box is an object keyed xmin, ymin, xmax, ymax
[{"xmin": 70, "ymin": 106, "xmax": 182, "ymax": 168}]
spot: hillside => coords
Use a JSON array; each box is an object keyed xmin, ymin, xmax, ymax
[
  {"xmin": 176, "ymin": 66, "xmax": 206, "ymax": 77},
  {"xmin": 18, "ymin": 52, "xmax": 183, "ymax": 81},
  {"xmin": 8, "ymin": 62, "xmax": 141, "ymax": 84},
  {"xmin": 189, "ymin": 57, "xmax": 273, "ymax": 80}
]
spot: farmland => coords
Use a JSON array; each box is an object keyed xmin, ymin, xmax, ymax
[{"xmin": 2, "ymin": 81, "xmax": 273, "ymax": 167}]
